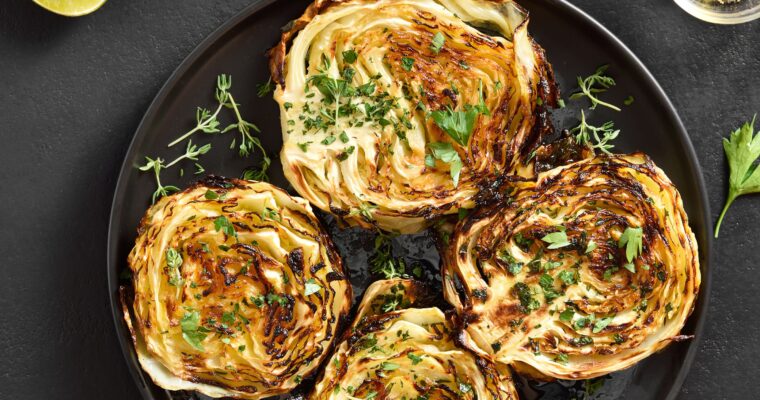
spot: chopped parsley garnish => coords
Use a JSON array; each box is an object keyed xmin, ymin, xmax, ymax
[
  {"xmin": 214, "ymin": 215, "xmax": 237, "ymax": 239},
  {"xmin": 261, "ymin": 207, "xmax": 280, "ymax": 222},
  {"xmin": 514, "ymin": 282, "xmax": 540, "ymax": 313},
  {"xmin": 427, "ymin": 142, "xmax": 463, "ymax": 186},
  {"xmin": 407, "ymin": 353, "xmax": 424, "ymax": 365},
  {"xmin": 559, "ymin": 308, "xmax": 575, "ymax": 322},
  {"xmin": 558, "ymin": 269, "xmax": 578, "ymax": 286},
  {"xmin": 618, "ymin": 226, "xmax": 643, "ymax": 262},
  {"xmin": 401, "ymin": 57, "xmax": 415, "ymax": 71},
  {"xmin": 539, "ymin": 273, "xmax": 561, "ymax": 302},
  {"xmin": 542, "ymin": 230, "xmax": 571, "ymax": 249},
  {"xmin": 380, "ymin": 362, "xmax": 400, "ymax": 371},
  {"xmin": 554, "ymin": 353, "xmax": 569, "ymax": 365},
  {"xmin": 304, "ymin": 278, "xmax": 322, "ymax": 296},
  {"xmin": 430, "ymin": 32, "xmax": 445, "ymax": 54},
  {"xmin": 266, "ymin": 293, "xmax": 287, "ymax": 306},
  {"xmin": 430, "ymin": 106, "xmax": 478, "ymax": 147},
  {"xmin": 342, "ymin": 49, "xmax": 358, "ymax": 64},
  {"xmin": 497, "ymin": 250, "xmax": 524, "ymax": 275},
  {"xmin": 592, "ymin": 316, "xmax": 614, "ymax": 333},
  {"xmin": 181, "ymin": 309, "xmax": 210, "ymax": 351}
]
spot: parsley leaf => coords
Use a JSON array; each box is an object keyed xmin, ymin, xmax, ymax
[
  {"xmin": 514, "ymin": 282, "xmax": 540, "ymax": 313},
  {"xmin": 407, "ymin": 353, "xmax": 424, "ymax": 365},
  {"xmin": 401, "ymin": 57, "xmax": 415, "ymax": 71},
  {"xmin": 539, "ymin": 273, "xmax": 561, "ymax": 302},
  {"xmin": 559, "ymin": 308, "xmax": 575, "ymax": 322},
  {"xmin": 181, "ymin": 309, "xmax": 209, "ymax": 351},
  {"xmin": 430, "ymin": 32, "xmax": 445, "ymax": 54},
  {"xmin": 428, "ymin": 142, "xmax": 463, "ymax": 186},
  {"xmin": 214, "ymin": 215, "xmax": 238, "ymax": 239},
  {"xmin": 592, "ymin": 316, "xmax": 614, "ymax": 333},
  {"xmin": 304, "ymin": 278, "xmax": 321, "ymax": 296},
  {"xmin": 497, "ymin": 250, "xmax": 524, "ymax": 275},
  {"xmin": 342, "ymin": 49, "xmax": 358, "ymax": 64},
  {"xmin": 380, "ymin": 362, "xmax": 400, "ymax": 371},
  {"xmin": 542, "ymin": 230, "xmax": 571, "ymax": 249},
  {"xmin": 716, "ymin": 116, "xmax": 760, "ymax": 237},
  {"xmin": 618, "ymin": 227, "xmax": 643, "ymax": 263},
  {"xmin": 430, "ymin": 106, "xmax": 478, "ymax": 146}
]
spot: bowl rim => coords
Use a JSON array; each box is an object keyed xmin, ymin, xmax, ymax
[{"xmin": 673, "ymin": 0, "xmax": 760, "ymax": 24}]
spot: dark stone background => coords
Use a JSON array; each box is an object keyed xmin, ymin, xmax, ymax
[{"xmin": 0, "ymin": 0, "xmax": 757, "ymax": 399}]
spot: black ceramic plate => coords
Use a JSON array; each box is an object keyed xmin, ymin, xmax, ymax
[{"xmin": 107, "ymin": 0, "xmax": 712, "ymax": 399}]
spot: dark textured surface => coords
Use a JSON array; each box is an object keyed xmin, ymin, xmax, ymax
[{"xmin": 0, "ymin": 0, "xmax": 757, "ymax": 399}]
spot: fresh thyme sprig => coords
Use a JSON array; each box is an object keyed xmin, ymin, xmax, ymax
[
  {"xmin": 167, "ymin": 75, "xmax": 231, "ymax": 147},
  {"xmin": 165, "ymin": 140, "xmax": 212, "ymax": 168},
  {"xmin": 241, "ymin": 155, "xmax": 272, "ymax": 182},
  {"xmin": 570, "ymin": 110, "xmax": 620, "ymax": 154},
  {"xmin": 256, "ymin": 78, "xmax": 274, "ymax": 98},
  {"xmin": 569, "ymin": 65, "xmax": 621, "ymax": 111},
  {"xmin": 139, "ymin": 157, "xmax": 178, "ymax": 204},
  {"xmin": 219, "ymin": 77, "xmax": 268, "ymax": 158},
  {"xmin": 369, "ymin": 233, "xmax": 407, "ymax": 279},
  {"xmin": 139, "ymin": 140, "xmax": 211, "ymax": 203}
]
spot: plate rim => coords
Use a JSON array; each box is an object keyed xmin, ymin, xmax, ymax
[{"xmin": 106, "ymin": 0, "xmax": 713, "ymax": 399}]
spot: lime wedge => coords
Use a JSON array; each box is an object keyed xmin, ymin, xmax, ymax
[{"xmin": 33, "ymin": 0, "xmax": 107, "ymax": 17}]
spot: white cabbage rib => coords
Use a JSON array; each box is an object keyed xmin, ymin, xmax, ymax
[
  {"xmin": 271, "ymin": 0, "xmax": 554, "ymax": 233},
  {"xmin": 311, "ymin": 279, "xmax": 518, "ymax": 399},
  {"xmin": 442, "ymin": 154, "xmax": 701, "ymax": 379},
  {"xmin": 123, "ymin": 178, "xmax": 352, "ymax": 399}
]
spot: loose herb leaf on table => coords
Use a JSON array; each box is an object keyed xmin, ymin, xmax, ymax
[{"xmin": 715, "ymin": 116, "xmax": 760, "ymax": 237}]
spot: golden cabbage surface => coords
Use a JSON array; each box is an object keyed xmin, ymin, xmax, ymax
[
  {"xmin": 311, "ymin": 279, "xmax": 519, "ymax": 399},
  {"xmin": 442, "ymin": 154, "xmax": 701, "ymax": 379},
  {"xmin": 270, "ymin": 0, "xmax": 556, "ymax": 233},
  {"xmin": 122, "ymin": 177, "xmax": 352, "ymax": 399}
]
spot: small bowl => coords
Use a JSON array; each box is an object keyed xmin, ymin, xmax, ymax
[{"xmin": 674, "ymin": 0, "xmax": 760, "ymax": 24}]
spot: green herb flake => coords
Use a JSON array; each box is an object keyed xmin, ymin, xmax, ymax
[
  {"xmin": 542, "ymin": 230, "xmax": 571, "ymax": 249},
  {"xmin": 181, "ymin": 309, "xmax": 209, "ymax": 351},
  {"xmin": 214, "ymin": 216, "xmax": 238, "ymax": 239},
  {"xmin": 428, "ymin": 142, "xmax": 463, "ymax": 186},
  {"xmin": 401, "ymin": 57, "xmax": 415, "ymax": 71},
  {"xmin": 407, "ymin": 353, "xmax": 424, "ymax": 365},
  {"xmin": 618, "ymin": 226, "xmax": 643, "ymax": 263},
  {"xmin": 304, "ymin": 278, "xmax": 322, "ymax": 296},
  {"xmin": 592, "ymin": 316, "xmax": 614, "ymax": 333},
  {"xmin": 342, "ymin": 49, "xmax": 358, "ymax": 64},
  {"xmin": 430, "ymin": 32, "xmax": 445, "ymax": 54},
  {"xmin": 559, "ymin": 308, "xmax": 575, "ymax": 322}
]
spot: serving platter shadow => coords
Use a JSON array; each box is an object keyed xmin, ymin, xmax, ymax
[{"xmin": 107, "ymin": 0, "xmax": 712, "ymax": 399}]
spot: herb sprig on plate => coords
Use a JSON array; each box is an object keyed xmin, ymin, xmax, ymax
[{"xmin": 138, "ymin": 74, "xmax": 270, "ymax": 203}]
